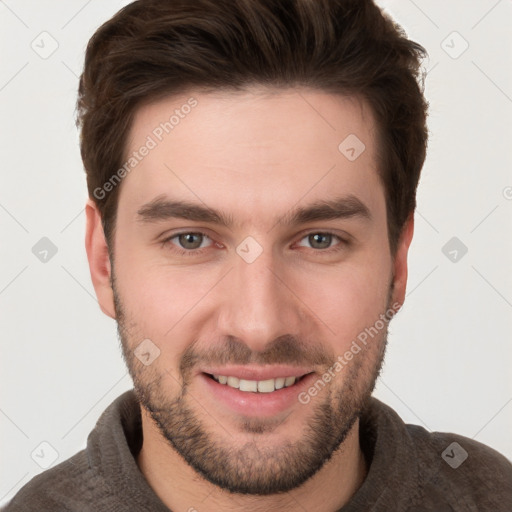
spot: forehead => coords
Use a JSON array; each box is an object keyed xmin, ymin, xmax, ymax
[{"xmin": 118, "ymin": 88, "xmax": 384, "ymax": 226}]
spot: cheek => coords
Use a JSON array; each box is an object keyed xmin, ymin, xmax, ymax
[
  {"xmin": 295, "ymin": 256, "xmax": 392, "ymax": 352},
  {"xmin": 113, "ymin": 245, "xmax": 223, "ymax": 344}
]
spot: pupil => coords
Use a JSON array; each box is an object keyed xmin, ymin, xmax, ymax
[
  {"xmin": 180, "ymin": 233, "xmax": 201, "ymax": 249},
  {"xmin": 310, "ymin": 233, "xmax": 331, "ymax": 249}
]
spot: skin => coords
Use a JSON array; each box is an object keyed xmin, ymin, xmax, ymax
[{"xmin": 85, "ymin": 88, "xmax": 414, "ymax": 512}]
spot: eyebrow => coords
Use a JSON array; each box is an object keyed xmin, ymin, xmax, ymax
[{"xmin": 136, "ymin": 194, "xmax": 371, "ymax": 228}]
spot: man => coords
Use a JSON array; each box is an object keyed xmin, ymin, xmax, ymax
[{"xmin": 4, "ymin": 0, "xmax": 511, "ymax": 510}]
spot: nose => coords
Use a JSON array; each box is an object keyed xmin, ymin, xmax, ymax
[{"xmin": 215, "ymin": 246, "xmax": 304, "ymax": 353}]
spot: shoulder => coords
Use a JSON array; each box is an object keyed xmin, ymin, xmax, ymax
[
  {"xmin": 2, "ymin": 391, "xmax": 143, "ymax": 512},
  {"xmin": 1, "ymin": 449, "xmax": 109, "ymax": 512},
  {"xmin": 406, "ymin": 423, "xmax": 512, "ymax": 508},
  {"xmin": 363, "ymin": 398, "xmax": 512, "ymax": 510}
]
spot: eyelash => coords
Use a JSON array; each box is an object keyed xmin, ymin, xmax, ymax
[{"xmin": 160, "ymin": 231, "xmax": 348, "ymax": 257}]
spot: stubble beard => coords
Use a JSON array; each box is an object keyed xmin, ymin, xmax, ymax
[{"xmin": 112, "ymin": 275, "xmax": 390, "ymax": 495}]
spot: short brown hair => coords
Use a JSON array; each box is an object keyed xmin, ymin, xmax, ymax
[{"xmin": 77, "ymin": 0, "xmax": 428, "ymax": 255}]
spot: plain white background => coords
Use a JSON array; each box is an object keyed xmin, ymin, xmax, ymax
[{"xmin": 1, "ymin": 0, "xmax": 511, "ymax": 505}]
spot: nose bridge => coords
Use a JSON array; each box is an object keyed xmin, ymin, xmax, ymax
[{"xmin": 216, "ymin": 247, "xmax": 298, "ymax": 350}]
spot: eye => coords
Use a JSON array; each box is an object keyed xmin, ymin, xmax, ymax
[
  {"xmin": 296, "ymin": 232, "xmax": 344, "ymax": 251},
  {"xmin": 160, "ymin": 230, "xmax": 347, "ymax": 257},
  {"xmin": 162, "ymin": 231, "xmax": 215, "ymax": 254}
]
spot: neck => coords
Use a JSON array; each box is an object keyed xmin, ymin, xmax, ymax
[{"xmin": 136, "ymin": 407, "xmax": 367, "ymax": 512}]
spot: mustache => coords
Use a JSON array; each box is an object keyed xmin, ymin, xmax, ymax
[{"xmin": 180, "ymin": 334, "xmax": 335, "ymax": 376}]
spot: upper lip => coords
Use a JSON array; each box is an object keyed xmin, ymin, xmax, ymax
[{"xmin": 200, "ymin": 365, "xmax": 314, "ymax": 381}]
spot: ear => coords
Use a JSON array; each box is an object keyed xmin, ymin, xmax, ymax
[
  {"xmin": 85, "ymin": 198, "xmax": 116, "ymax": 319},
  {"xmin": 390, "ymin": 214, "xmax": 414, "ymax": 308}
]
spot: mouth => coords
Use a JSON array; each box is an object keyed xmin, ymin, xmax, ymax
[
  {"xmin": 198, "ymin": 369, "xmax": 317, "ymax": 417},
  {"xmin": 203, "ymin": 372, "xmax": 312, "ymax": 393}
]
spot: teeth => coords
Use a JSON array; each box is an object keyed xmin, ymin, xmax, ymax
[
  {"xmin": 257, "ymin": 379, "xmax": 275, "ymax": 393},
  {"xmin": 227, "ymin": 376, "xmax": 239, "ymax": 389},
  {"xmin": 212, "ymin": 374, "xmax": 298, "ymax": 392},
  {"xmin": 239, "ymin": 379, "xmax": 258, "ymax": 392},
  {"xmin": 274, "ymin": 377, "xmax": 285, "ymax": 390},
  {"xmin": 284, "ymin": 376, "xmax": 296, "ymax": 387}
]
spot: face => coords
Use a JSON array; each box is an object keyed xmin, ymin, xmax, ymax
[{"xmin": 91, "ymin": 88, "xmax": 410, "ymax": 495}]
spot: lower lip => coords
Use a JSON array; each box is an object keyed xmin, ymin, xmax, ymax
[{"xmin": 198, "ymin": 372, "xmax": 316, "ymax": 417}]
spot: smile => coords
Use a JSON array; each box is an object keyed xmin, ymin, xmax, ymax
[{"xmin": 208, "ymin": 374, "xmax": 307, "ymax": 393}]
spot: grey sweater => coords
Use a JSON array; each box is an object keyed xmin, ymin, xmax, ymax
[{"xmin": 3, "ymin": 390, "xmax": 512, "ymax": 511}]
